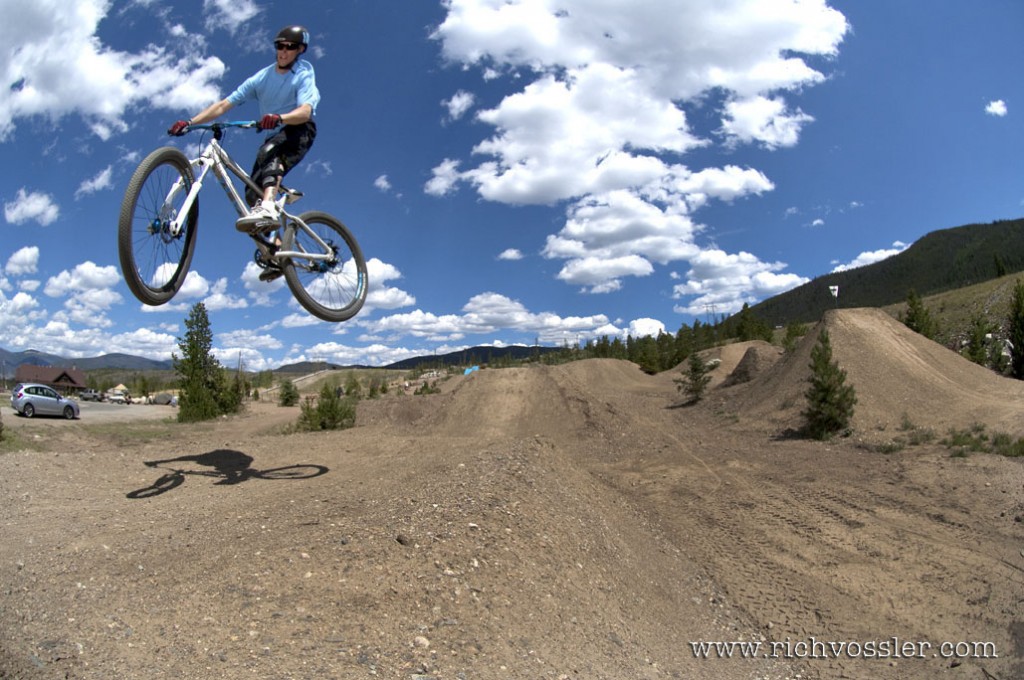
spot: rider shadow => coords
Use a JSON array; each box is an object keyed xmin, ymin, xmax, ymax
[{"xmin": 126, "ymin": 449, "xmax": 329, "ymax": 499}]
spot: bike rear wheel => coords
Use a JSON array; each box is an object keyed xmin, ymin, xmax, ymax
[
  {"xmin": 281, "ymin": 211, "xmax": 368, "ymax": 322},
  {"xmin": 118, "ymin": 147, "xmax": 199, "ymax": 305}
]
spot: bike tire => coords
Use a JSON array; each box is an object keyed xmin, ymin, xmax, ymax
[
  {"xmin": 118, "ymin": 147, "xmax": 199, "ymax": 305},
  {"xmin": 281, "ymin": 211, "xmax": 368, "ymax": 322},
  {"xmin": 256, "ymin": 464, "xmax": 330, "ymax": 480}
]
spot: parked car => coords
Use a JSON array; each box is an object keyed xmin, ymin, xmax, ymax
[
  {"xmin": 106, "ymin": 390, "xmax": 131, "ymax": 404},
  {"xmin": 10, "ymin": 383, "xmax": 80, "ymax": 419},
  {"xmin": 79, "ymin": 388, "xmax": 104, "ymax": 402}
]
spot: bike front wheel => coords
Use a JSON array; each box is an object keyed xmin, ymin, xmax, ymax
[
  {"xmin": 256, "ymin": 464, "xmax": 330, "ymax": 480},
  {"xmin": 281, "ymin": 211, "xmax": 368, "ymax": 322},
  {"xmin": 118, "ymin": 147, "xmax": 199, "ymax": 305}
]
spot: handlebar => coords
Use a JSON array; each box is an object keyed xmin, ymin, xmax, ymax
[
  {"xmin": 170, "ymin": 120, "xmax": 261, "ymax": 140},
  {"xmin": 187, "ymin": 121, "xmax": 259, "ymax": 131}
]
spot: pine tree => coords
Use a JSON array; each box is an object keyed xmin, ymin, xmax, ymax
[
  {"xmin": 900, "ymin": 288, "xmax": 938, "ymax": 340},
  {"xmin": 736, "ymin": 303, "xmax": 773, "ymax": 342},
  {"xmin": 173, "ymin": 302, "xmax": 225, "ymax": 423},
  {"xmin": 1008, "ymin": 278, "xmax": 1024, "ymax": 379},
  {"xmin": 675, "ymin": 351, "xmax": 712, "ymax": 403},
  {"xmin": 803, "ymin": 330, "xmax": 857, "ymax": 439},
  {"xmin": 963, "ymin": 313, "xmax": 993, "ymax": 366},
  {"xmin": 782, "ymin": 322, "xmax": 807, "ymax": 353},
  {"xmin": 278, "ymin": 379, "xmax": 300, "ymax": 406}
]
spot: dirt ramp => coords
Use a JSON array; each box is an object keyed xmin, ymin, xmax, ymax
[
  {"xmin": 731, "ymin": 308, "xmax": 1024, "ymax": 436},
  {"xmin": 360, "ymin": 361, "xmax": 664, "ymax": 443},
  {"xmin": 720, "ymin": 342, "xmax": 783, "ymax": 388}
]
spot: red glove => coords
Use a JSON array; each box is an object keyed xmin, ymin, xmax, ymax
[
  {"xmin": 259, "ymin": 114, "xmax": 282, "ymax": 130},
  {"xmin": 168, "ymin": 119, "xmax": 191, "ymax": 136}
]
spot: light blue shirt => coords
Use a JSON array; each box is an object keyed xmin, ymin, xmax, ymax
[{"xmin": 227, "ymin": 59, "xmax": 320, "ymax": 119}]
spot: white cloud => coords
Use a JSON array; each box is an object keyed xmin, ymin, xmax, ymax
[
  {"xmin": 241, "ymin": 261, "xmax": 286, "ymax": 307},
  {"xmin": 203, "ymin": 277, "xmax": 248, "ymax": 311},
  {"xmin": 541, "ymin": 189, "xmax": 702, "ymax": 291},
  {"xmin": 0, "ymin": 0, "xmax": 227, "ymax": 141},
  {"xmin": 43, "ymin": 261, "xmax": 120, "ymax": 297},
  {"xmin": 672, "ymin": 249, "xmax": 809, "ymax": 316},
  {"xmin": 721, "ymin": 95, "xmax": 814, "ymax": 149},
  {"xmin": 202, "ymin": 0, "xmax": 262, "ymax": 34},
  {"xmin": 431, "ymin": 0, "xmax": 847, "ymax": 302},
  {"xmin": 425, "ymin": 158, "xmax": 462, "ymax": 196},
  {"xmin": 42, "ymin": 261, "xmax": 123, "ymax": 328},
  {"xmin": 176, "ymin": 270, "xmax": 213, "ymax": 299},
  {"xmin": 363, "ymin": 258, "xmax": 416, "ymax": 313},
  {"xmin": 374, "ymin": 175, "xmax": 392, "ymax": 192},
  {"xmin": 985, "ymin": 99, "xmax": 1007, "ymax": 117},
  {"xmin": 0, "ymin": 292, "xmax": 44, "ymax": 340},
  {"xmin": 831, "ymin": 241, "xmax": 908, "ymax": 272},
  {"xmin": 75, "ymin": 165, "xmax": 114, "ymax": 199},
  {"xmin": 628, "ymin": 318, "xmax": 666, "ymax": 338},
  {"xmin": 4, "ymin": 188, "xmax": 59, "ymax": 226},
  {"xmin": 217, "ymin": 329, "xmax": 283, "ymax": 351},
  {"xmin": 301, "ymin": 341, "xmax": 425, "ymax": 368},
  {"xmin": 555, "ymin": 255, "xmax": 654, "ymax": 294},
  {"xmin": 444, "ymin": 90, "xmax": 475, "ymax": 121},
  {"xmin": 498, "ymin": 248, "xmax": 523, "ymax": 261},
  {"xmin": 360, "ymin": 291, "xmax": 615, "ymax": 345},
  {"xmin": 303, "ymin": 160, "xmax": 333, "ymax": 177},
  {"xmin": 5, "ymin": 246, "xmax": 39, "ymax": 275}
]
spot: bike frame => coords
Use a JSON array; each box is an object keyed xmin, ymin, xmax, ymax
[{"xmin": 168, "ymin": 122, "xmax": 336, "ymax": 268}]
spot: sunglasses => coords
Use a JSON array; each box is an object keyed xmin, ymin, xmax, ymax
[{"xmin": 275, "ymin": 42, "xmax": 300, "ymax": 51}]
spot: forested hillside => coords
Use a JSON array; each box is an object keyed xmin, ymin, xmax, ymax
[{"xmin": 748, "ymin": 218, "xmax": 1024, "ymax": 326}]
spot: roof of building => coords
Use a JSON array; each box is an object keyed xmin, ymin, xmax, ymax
[{"xmin": 13, "ymin": 365, "xmax": 87, "ymax": 390}]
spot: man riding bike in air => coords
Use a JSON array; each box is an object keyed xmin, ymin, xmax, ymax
[{"xmin": 168, "ymin": 26, "xmax": 320, "ymax": 278}]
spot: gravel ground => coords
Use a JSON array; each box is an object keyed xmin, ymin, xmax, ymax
[{"xmin": 1, "ymin": 309, "xmax": 1022, "ymax": 680}]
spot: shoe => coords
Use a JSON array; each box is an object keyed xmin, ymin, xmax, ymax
[
  {"xmin": 259, "ymin": 264, "xmax": 284, "ymax": 282},
  {"xmin": 236, "ymin": 202, "xmax": 279, "ymax": 233}
]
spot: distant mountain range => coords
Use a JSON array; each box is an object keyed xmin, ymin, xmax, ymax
[
  {"xmin": 0, "ymin": 348, "xmax": 173, "ymax": 378},
  {"xmin": 0, "ymin": 344, "xmax": 562, "ymax": 377}
]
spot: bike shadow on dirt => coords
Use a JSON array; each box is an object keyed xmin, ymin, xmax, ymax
[{"xmin": 126, "ymin": 448, "xmax": 329, "ymax": 499}]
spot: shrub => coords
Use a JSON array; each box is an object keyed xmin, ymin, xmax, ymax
[{"xmin": 297, "ymin": 384, "xmax": 356, "ymax": 431}]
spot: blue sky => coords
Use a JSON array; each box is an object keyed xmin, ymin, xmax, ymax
[{"xmin": 1, "ymin": 0, "xmax": 1021, "ymax": 369}]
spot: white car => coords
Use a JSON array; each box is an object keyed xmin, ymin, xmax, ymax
[{"xmin": 107, "ymin": 390, "xmax": 131, "ymax": 404}]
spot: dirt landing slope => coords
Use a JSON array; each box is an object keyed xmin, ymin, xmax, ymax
[{"xmin": 731, "ymin": 307, "xmax": 1024, "ymax": 437}]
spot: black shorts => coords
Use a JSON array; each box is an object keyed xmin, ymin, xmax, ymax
[{"xmin": 247, "ymin": 120, "xmax": 317, "ymax": 204}]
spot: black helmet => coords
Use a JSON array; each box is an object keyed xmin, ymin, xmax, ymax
[{"xmin": 275, "ymin": 25, "xmax": 309, "ymax": 50}]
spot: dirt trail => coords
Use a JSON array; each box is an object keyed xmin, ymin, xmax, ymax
[{"xmin": 1, "ymin": 308, "xmax": 1023, "ymax": 679}]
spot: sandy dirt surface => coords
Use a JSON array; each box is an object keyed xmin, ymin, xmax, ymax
[{"xmin": 1, "ymin": 309, "xmax": 1022, "ymax": 680}]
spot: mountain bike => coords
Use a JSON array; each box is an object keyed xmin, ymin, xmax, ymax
[{"xmin": 117, "ymin": 121, "xmax": 368, "ymax": 322}]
